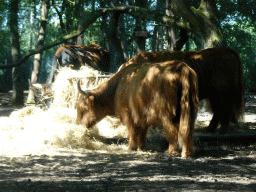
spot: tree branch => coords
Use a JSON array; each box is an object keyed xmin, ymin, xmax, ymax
[
  {"xmin": 52, "ymin": 0, "xmax": 66, "ymax": 34},
  {"xmin": 0, "ymin": 10, "xmax": 105, "ymax": 69},
  {"xmin": 101, "ymin": 6, "xmax": 190, "ymax": 30},
  {"xmin": 0, "ymin": 5, "xmax": 191, "ymax": 69}
]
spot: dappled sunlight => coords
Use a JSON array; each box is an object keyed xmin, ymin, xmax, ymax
[
  {"xmin": 1, "ymin": 65, "xmax": 255, "ymax": 159},
  {"xmin": 0, "ymin": 66, "xmax": 129, "ymax": 157},
  {"xmin": 0, "ymin": 106, "xmax": 130, "ymax": 157}
]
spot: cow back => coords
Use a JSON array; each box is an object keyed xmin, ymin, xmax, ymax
[
  {"xmin": 121, "ymin": 48, "xmax": 244, "ymax": 123},
  {"xmin": 114, "ymin": 61, "xmax": 198, "ymax": 128}
]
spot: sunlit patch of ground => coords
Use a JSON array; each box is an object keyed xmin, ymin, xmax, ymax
[
  {"xmin": 1, "ymin": 66, "xmax": 256, "ymax": 159},
  {"xmin": 1, "ymin": 104, "xmax": 255, "ymax": 158},
  {"xmin": 1, "ymin": 71, "xmax": 256, "ymax": 191}
]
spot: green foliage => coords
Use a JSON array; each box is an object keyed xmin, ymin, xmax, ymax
[
  {"xmin": 219, "ymin": 0, "xmax": 256, "ymax": 91},
  {"xmin": 1, "ymin": 0, "xmax": 256, "ymax": 92}
]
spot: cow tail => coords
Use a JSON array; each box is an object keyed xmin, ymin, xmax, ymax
[
  {"xmin": 234, "ymin": 50, "xmax": 244, "ymax": 123},
  {"xmin": 179, "ymin": 63, "xmax": 199, "ymax": 151}
]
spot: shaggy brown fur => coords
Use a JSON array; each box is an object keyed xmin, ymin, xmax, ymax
[
  {"xmin": 47, "ymin": 43, "xmax": 110, "ymax": 83},
  {"xmin": 76, "ymin": 60, "xmax": 199, "ymax": 158},
  {"xmin": 119, "ymin": 47, "xmax": 244, "ymax": 133}
]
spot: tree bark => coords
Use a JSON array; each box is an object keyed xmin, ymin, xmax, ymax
[
  {"xmin": 171, "ymin": 0, "xmax": 224, "ymax": 49},
  {"xmin": 76, "ymin": 0, "xmax": 85, "ymax": 46},
  {"xmin": 30, "ymin": 0, "xmax": 36, "ymax": 50},
  {"xmin": 134, "ymin": 0, "xmax": 147, "ymax": 54},
  {"xmin": 166, "ymin": 0, "xmax": 184, "ymax": 51},
  {"xmin": 27, "ymin": 0, "xmax": 50, "ymax": 104},
  {"xmin": 10, "ymin": 0, "xmax": 23, "ymax": 105},
  {"xmin": 0, "ymin": 9, "xmax": 105, "ymax": 69},
  {"xmin": 31, "ymin": 0, "xmax": 50, "ymax": 84},
  {"xmin": 119, "ymin": 14, "xmax": 129, "ymax": 62},
  {"xmin": 1, "ymin": 2, "xmax": 224, "ymax": 71},
  {"xmin": 108, "ymin": 0, "xmax": 125, "ymax": 71},
  {"xmin": 152, "ymin": 0, "xmax": 165, "ymax": 52}
]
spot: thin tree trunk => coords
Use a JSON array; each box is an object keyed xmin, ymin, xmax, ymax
[
  {"xmin": 27, "ymin": 0, "xmax": 50, "ymax": 104},
  {"xmin": 75, "ymin": 0, "xmax": 85, "ymax": 46},
  {"xmin": 30, "ymin": 0, "xmax": 36, "ymax": 51},
  {"xmin": 119, "ymin": 14, "xmax": 129, "ymax": 62},
  {"xmin": 166, "ymin": 0, "xmax": 178, "ymax": 51},
  {"xmin": 31, "ymin": 0, "xmax": 50, "ymax": 84},
  {"xmin": 10, "ymin": 0, "xmax": 23, "ymax": 105},
  {"xmin": 134, "ymin": 0, "xmax": 147, "ymax": 54},
  {"xmin": 152, "ymin": 0, "xmax": 165, "ymax": 51},
  {"xmin": 108, "ymin": 0, "xmax": 125, "ymax": 71}
]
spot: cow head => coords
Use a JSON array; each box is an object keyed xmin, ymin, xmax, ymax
[{"xmin": 76, "ymin": 80, "xmax": 106, "ymax": 128}]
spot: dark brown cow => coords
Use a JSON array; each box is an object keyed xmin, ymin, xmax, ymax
[
  {"xmin": 119, "ymin": 47, "xmax": 244, "ymax": 133},
  {"xmin": 76, "ymin": 60, "xmax": 199, "ymax": 158},
  {"xmin": 47, "ymin": 43, "xmax": 111, "ymax": 83}
]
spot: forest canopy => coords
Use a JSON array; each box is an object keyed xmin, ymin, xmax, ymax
[{"xmin": 0, "ymin": 0, "xmax": 256, "ymax": 96}]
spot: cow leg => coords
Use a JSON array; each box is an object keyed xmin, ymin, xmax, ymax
[
  {"xmin": 128, "ymin": 125, "xmax": 148, "ymax": 151},
  {"xmin": 207, "ymin": 112, "xmax": 221, "ymax": 132},
  {"xmin": 136, "ymin": 127, "xmax": 148, "ymax": 150},
  {"xmin": 206, "ymin": 95, "xmax": 221, "ymax": 132},
  {"xmin": 205, "ymin": 94, "xmax": 235, "ymax": 133},
  {"xmin": 219, "ymin": 97, "xmax": 233, "ymax": 134},
  {"xmin": 208, "ymin": 92, "xmax": 233, "ymax": 134},
  {"xmin": 164, "ymin": 123, "xmax": 180, "ymax": 156},
  {"xmin": 128, "ymin": 128, "xmax": 138, "ymax": 151},
  {"xmin": 179, "ymin": 127, "xmax": 194, "ymax": 159}
]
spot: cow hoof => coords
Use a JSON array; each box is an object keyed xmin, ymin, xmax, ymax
[
  {"xmin": 181, "ymin": 152, "xmax": 193, "ymax": 159},
  {"xmin": 205, "ymin": 126, "xmax": 217, "ymax": 133},
  {"xmin": 129, "ymin": 146, "xmax": 138, "ymax": 151},
  {"xmin": 217, "ymin": 128, "xmax": 229, "ymax": 134},
  {"xmin": 165, "ymin": 150, "xmax": 180, "ymax": 157}
]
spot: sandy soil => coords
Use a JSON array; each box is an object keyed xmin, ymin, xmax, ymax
[{"xmin": 0, "ymin": 91, "xmax": 256, "ymax": 191}]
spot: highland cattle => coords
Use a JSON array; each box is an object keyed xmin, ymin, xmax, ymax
[
  {"xmin": 76, "ymin": 60, "xmax": 199, "ymax": 158},
  {"xmin": 119, "ymin": 47, "xmax": 244, "ymax": 133},
  {"xmin": 47, "ymin": 43, "xmax": 111, "ymax": 83}
]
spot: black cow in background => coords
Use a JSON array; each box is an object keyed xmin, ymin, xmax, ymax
[{"xmin": 46, "ymin": 43, "xmax": 111, "ymax": 83}]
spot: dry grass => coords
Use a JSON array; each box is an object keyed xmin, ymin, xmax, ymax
[
  {"xmin": 0, "ymin": 66, "xmax": 131, "ymax": 155},
  {"xmin": 1, "ymin": 65, "xmax": 197, "ymax": 155},
  {"xmin": 51, "ymin": 66, "xmax": 106, "ymax": 108}
]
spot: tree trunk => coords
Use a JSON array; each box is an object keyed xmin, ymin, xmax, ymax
[
  {"xmin": 119, "ymin": 14, "xmax": 129, "ymax": 62},
  {"xmin": 152, "ymin": 26, "xmax": 164, "ymax": 51},
  {"xmin": 75, "ymin": 0, "xmax": 85, "ymax": 46},
  {"xmin": 166, "ymin": 0, "xmax": 179, "ymax": 51},
  {"xmin": 152, "ymin": 0, "xmax": 165, "ymax": 52},
  {"xmin": 108, "ymin": 0, "xmax": 125, "ymax": 71},
  {"xmin": 171, "ymin": 0, "xmax": 224, "ymax": 49},
  {"xmin": 10, "ymin": 0, "xmax": 24, "ymax": 105},
  {"xmin": 31, "ymin": 0, "xmax": 50, "ymax": 84},
  {"xmin": 27, "ymin": 0, "xmax": 50, "ymax": 104},
  {"xmin": 100, "ymin": 0, "xmax": 108, "ymax": 48},
  {"xmin": 30, "ymin": 0, "xmax": 36, "ymax": 50},
  {"xmin": 134, "ymin": 0, "xmax": 147, "ymax": 54}
]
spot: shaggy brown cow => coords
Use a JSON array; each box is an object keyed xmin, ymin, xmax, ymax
[
  {"xmin": 119, "ymin": 47, "xmax": 244, "ymax": 133},
  {"xmin": 76, "ymin": 60, "xmax": 199, "ymax": 158},
  {"xmin": 47, "ymin": 43, "xmax": 111, "ymax": 83}
]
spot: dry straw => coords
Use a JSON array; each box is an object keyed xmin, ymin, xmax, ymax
[
  {"xmin": 51, "ymin": 66, "xmax": 106, "ymax": 109},
  {"xmin": 0, "ymin": 65, "xmax": 169, "ymax": 154},
  {"xmin": 0, "ymin": 66, "xmax": 129, "ymax": 154}
]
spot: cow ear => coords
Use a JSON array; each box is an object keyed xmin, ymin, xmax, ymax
[{"xmin": 88, "ymin": 95, "xmax": 95, "ymax": 107}]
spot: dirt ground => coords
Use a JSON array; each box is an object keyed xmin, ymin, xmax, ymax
[{"xmin": 0, "ymin": 91, "xmax": 256, "ymax": 192}]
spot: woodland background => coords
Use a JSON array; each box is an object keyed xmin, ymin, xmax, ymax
[{"xmin": 0, "ymin": 0, "xmax": 255, "ymax": 105}]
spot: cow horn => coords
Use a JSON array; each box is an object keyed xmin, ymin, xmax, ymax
[{"xmin": 77, "ymin": 79, "xmax": 92, "ymax": 96}]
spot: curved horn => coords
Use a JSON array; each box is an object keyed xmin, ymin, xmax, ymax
[{"xmin": 77, "ymin": 79, "xmax": 92, "ymax": 96}]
